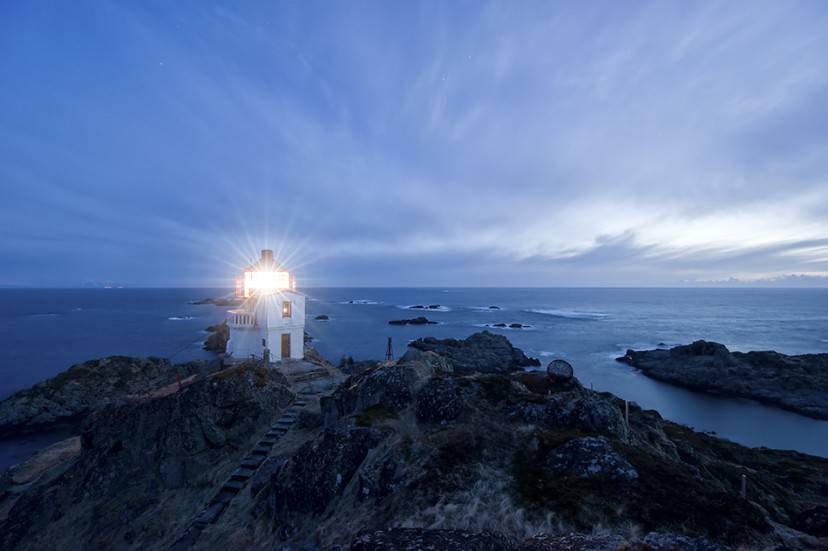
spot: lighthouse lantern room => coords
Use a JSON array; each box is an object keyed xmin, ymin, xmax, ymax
[{"xmin": 226, "ymin": 249, "xmax": 305, "ymax": 363}]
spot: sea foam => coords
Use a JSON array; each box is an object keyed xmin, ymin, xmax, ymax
[{"xmin": 528, "ymin": 308, "xmax": 608, "ymax": 320}]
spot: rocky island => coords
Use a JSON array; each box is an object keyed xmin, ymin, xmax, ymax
[
  {"xmin": 617, "ymin": 340, "xmax": 828, "ymax": 420},
  {"xmin": 1, "ymin": 332, "xmax": 827, "ymax": 550}
]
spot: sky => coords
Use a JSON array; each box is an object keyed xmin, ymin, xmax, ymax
[{"xmin": 1, "ymin": 1, "xmax": 828, "ymax": 287}]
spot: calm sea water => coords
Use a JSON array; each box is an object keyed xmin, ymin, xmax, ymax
[{"xmin": 1, "ymin": 287, "xmax": 827, "ymax": 465}]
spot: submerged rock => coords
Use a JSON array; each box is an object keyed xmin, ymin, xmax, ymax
[
  {"xmin": 314, "ymin": 314, "xmax": 330, "ymax": 321},
  {"xmin": 618, "ymin": 340, "xmax": 828, "ymax": 419},
  {"xmin": 388, "ymin": 316, "xmax": 437, "ymax": 326}
]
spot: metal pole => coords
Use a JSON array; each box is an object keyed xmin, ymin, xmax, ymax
[
  {"xmin": 624, "ymin": 400, "xmax": 630, "ymax": 442},
  {"xmin": 740, "ymin": 473, "xmax": 747, "ymax": 499}
]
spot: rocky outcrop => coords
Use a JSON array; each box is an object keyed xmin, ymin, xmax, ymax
[
  {"xmin": 388, "ymin": 316, "xmax": 437, "ymax": 326},
  {"xmin": 262, "ymin": 426, "xmax": 387, "ymax": 537},
  {"xmin": 4, "ymin": 335, "xmax": 828, "ymax": 551},
  {"xmin": 0, "ymin": 363, "xmax": 294, "ymax": 550},
  {"xmin": 415, "ymin": 378, "xmax": 464, "ymax": 423},
  {"xmin": 203, "ymin": 321, "xmax": 229, "ymax": 352},
  {"xmin": 320, "ymin": 361, "xmax": 431, "ymax": 427},
  {"xmin": 546, "ymin": 436, "xmax": 638, "ymax": 482},
  {"xmin": 409, "ymin": 331, "xmax": 540, "ymax": 374},
  {"xmin": 0, "ymin": 356, "xmax": 221, "ymax": 437},
  {"xmin": 617, "ymin": 340, "xmax": 828, "ymax": 419}
]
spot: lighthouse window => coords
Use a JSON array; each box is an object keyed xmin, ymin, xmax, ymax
[{"xmin": 282, "ymin": 301, "xmax": 292, "ymax": 318}]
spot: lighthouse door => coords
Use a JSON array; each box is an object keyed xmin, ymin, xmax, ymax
[{"xmin": 280, "ymin": 333, "xmax": 291, "ymax": 359}]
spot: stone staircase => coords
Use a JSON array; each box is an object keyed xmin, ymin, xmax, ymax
[{"xmin": 169, "ymin": 398, "xmax": 307, "ymax": 550}]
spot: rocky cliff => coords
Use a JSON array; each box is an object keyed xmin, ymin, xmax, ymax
[
  {"xmin": 0, "ymin": 362, "xmax": 294, "ymax": 551},
  {"xmin": 617, "ymin": 340, "xmax": 828, "ymax": 419},
  {"xmin": 0, "ymin": 356, "xmax": 223, "ymax": 437},
  {"xmin": 2, "ymin": 333, "xmax": 827, "ymax": 551}
]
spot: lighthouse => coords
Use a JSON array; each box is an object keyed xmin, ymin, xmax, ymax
[{"xmin": 225, "ymin": 249, "xmax": 305, "ymax": 363}]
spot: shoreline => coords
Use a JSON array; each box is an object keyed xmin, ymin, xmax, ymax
[{"xmin": 617, "ymin": 340, "xmax": 828, "ymax": 421}]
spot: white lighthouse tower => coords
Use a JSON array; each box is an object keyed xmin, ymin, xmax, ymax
[{"xmin": 226, "ymin": 249, "xmax": 305, "ymax": 363}]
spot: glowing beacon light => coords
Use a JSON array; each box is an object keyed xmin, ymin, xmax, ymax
[{"xmin": 243, "ymin": 270, "xmax": 290, "ymax": 296}]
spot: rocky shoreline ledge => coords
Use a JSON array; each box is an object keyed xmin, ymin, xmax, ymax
[
  {"xmin": 617, "ymin": 340, "xmax": 828, "ymax": 420},
  {"xmin": 0, "ymin": 332, "xmax": 826, "ymax": 550}
]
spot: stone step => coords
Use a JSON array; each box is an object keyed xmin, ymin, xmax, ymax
[
  {"xmin": 231, "ymin": 467, "xmax": 256, "ymax": 481},
  {"xmin": 275, "ymin": 419, "xmax": 293, "ymax": 426},
  {"xmin": 193, "ymin": 501, "xmax": 226, "ymax": 525},
  {"xmin": 221, "ymin": 479, "xmax": 245, "ymax": 494},
  {"xmin": 271, "ymin": 427, "xmax": 288, "ymax": 434},
  {"xmin": 208, "ymin": 490, "xmax": 234, "ymax": 507},
  {"xmin": 251, "ymin": 447, "xmax": 269, "ymax": 457},
  {"xmin": 240, "ymin": 456, "xmax": 264, "ymax": 469},
  {"xmin": 259, "ymin": 438, "xmax": 276, "ymax": 446},
  {"xmin": 169, "ymin": 525, "xmax": 203, "ymax": 551},
  {"xmin": 265, "ymin": 431, "xmax": 282, "ymax": 439}
]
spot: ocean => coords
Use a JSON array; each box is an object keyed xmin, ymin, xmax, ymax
[{"xmin": 1, "ymin": 287, "xmax": 828, "ymax": 466}]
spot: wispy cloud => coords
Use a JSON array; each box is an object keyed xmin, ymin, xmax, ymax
[{"xmin": 1, "ymin": 1, "xmax": 827, "ymax": 285}]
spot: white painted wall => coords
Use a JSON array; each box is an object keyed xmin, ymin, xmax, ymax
[{"xmin": 226, "ymin": 290, "xmax": 306, "ymax": 361}]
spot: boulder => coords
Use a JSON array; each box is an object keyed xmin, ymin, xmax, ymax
[
  {"xmin": 398, "ymin": 348, "xmax": 453, "ymax": 375},
  {"xmin": 314, "ymin": 314, "xmax": 330, "ymax": 321},
  {"xmin": 415, "ymin": 378, "xmax": 464, "ymax": 423},
  {"xmin": 546, "ymin": 359, "xmax": 573, "ymax": 382},
  {"xmin": 409, "ymin": 331, "xmax": 540, "ymax": 374},
  {"xmin": 571, "ymin": 395, "xmax": 625, "ymax": 437},
  {"xmin": 547, "ymin": 436, "xmax": 638, "ymax": 482}
]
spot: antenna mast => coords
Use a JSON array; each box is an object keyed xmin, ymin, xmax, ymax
[{"xmin": 385, "ymin": 337, "xmax": 394, "ymax": 362}]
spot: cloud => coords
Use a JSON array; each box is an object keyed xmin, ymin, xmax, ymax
[{"xmin": 1, "ymin": 1, "xmax": 827, "ymax": 286}]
